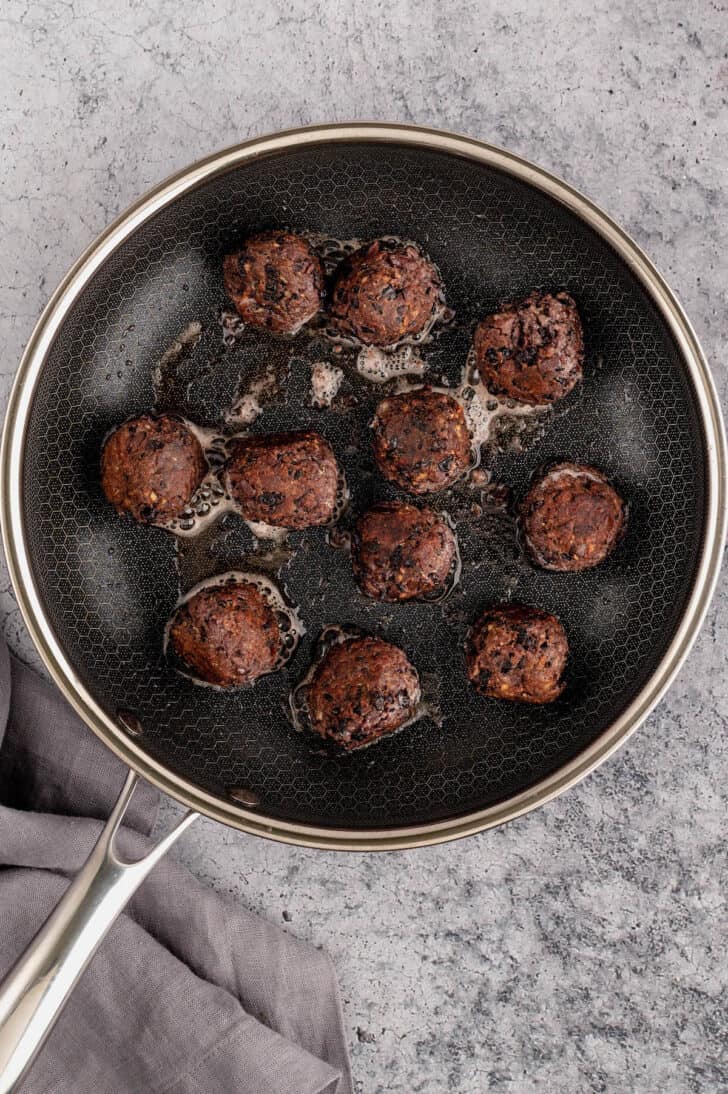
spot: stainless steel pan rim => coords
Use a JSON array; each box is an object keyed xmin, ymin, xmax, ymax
[{"xmin": 2, "ymin": 122, "xmax": 725, "ymax": 851}]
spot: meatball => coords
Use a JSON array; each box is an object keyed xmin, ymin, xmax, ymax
[
  {"xmin": 473, "ymin": 291, "xmax": 584, "ymax": 405},
  {"xmin": 371, "ymin": 388, "xmax": 472, "ymax": 494},
  {"xmin": 328, "ymin": 239, "xmax": 443, "ymax": 346},
  {"xmin": 466, "ymin": 604, "xmax": 568, "ymax": 704},
  {"xmin": 223, "ymin": 230, "xmax": 324, "ymax": 334},
  {"xmin": 305, "ymin": 635, "xmax": 421, "ymax": 750},
  {"xmin": 225, "ymin": 430, "xmax": 339, "ymax": 529},
  {"xmin": 101, "ymin": 415, "xmax": 207, "ymax": 525},
  {"xmin": 352, "ymin": 501, "xmax": 456, "ymax": 602},
  {"xmin": 168, "ymin": 580, "xmax": 282, "ymax": 688},
  {"xmin": 521, "ymin": 462, "xmax": 627, "ymax": 572}
]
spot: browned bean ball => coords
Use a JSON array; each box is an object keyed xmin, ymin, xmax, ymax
[
  {"xmin": 473, "ymin": 291, "xmax": 584, "ymax": 405},
  {"xmin": 371, "ymin": 388, "xmax": 472, "ymax": 494},
  {"xmin": 168, "ymin": 580, "xmax": 282, "ymax": 688},
  {"xmin": 225, "ymin": 431, "xmax": 339, "ymax": 529},
  {"xmin": 466, "ymin": 604, "xmax": 568, "ymax": 704},
  {"xmin": 328, "ymin": 239, "xmax": 443, "ymax": 346},
  {"xmin": 305, "ymin": 635, "xmax": 421, "ymax": 750},
  {"xmin": 521, "ymin": 462, "xmax": 627, "ymax": 572},
  {"xmin": 101, "ymin": 415, "xmax": 207, "ymax": 525},
  {"xmin": 223, "ymin": 230, "xmax": 324, "ymax": 334},
  {"xmin": 352, "ymin": 501, "xmax": 456, "ymax": 602}
]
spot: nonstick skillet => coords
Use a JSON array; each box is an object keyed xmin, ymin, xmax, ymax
[{"xmin": 0, "ymin": 124, "xmax": 725, "ymax": 1088}]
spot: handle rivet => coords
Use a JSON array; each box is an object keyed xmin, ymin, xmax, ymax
[
  {"xmin": 227, "ymin": 787, "xmax": 260, "ymax": 808},
  {"xmin": 117, "ymin": 710, "xmax": 144, "ymax": 738}
]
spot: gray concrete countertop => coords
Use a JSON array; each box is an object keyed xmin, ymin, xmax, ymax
[{"xmin": 1, "ymin": 2, "xmax": 726, "ymax": 1091}]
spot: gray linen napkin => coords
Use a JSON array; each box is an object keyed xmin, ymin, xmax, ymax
[{"xmin": 0, "ymin": 636, "xmax": 353, "ymax": 1094}]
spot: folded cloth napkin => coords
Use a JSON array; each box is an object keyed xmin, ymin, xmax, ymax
[{"xmin": 0, "ymin": 636, "xmax": 353, "ymax": 1094}]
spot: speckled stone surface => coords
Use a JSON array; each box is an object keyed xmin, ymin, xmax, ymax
[{"xmin": 1, "ymin": 3, "xmax": 727, "ymax": 1091}]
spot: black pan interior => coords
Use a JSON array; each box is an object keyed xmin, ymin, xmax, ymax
[{"xmin": 22, "ymin": 141, "xmax": 707, "ymax": 829}]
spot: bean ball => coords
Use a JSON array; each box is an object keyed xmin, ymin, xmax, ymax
[
  {"xmin": 101, "ymin": 415, "xmax": 207, "ymax": 525},
  {"xmin": 305, "ymin": 635, "xmax": 421, "ymax": 750},
  {"xmin": 473, "ymin": 291, "xmax": 584, "ymax": 405},
  {"xmin": 168, "ymin": 579, "xmax": 282, "ymax": 688},
  {"xmin": 223, "ymin": 230, "xmax": 324, "ymax": 334},
  {"xmin": 352, "ymin": 501, "xmax": 456, "ymax": 601},
  {"xmin": 225, "ymin": 430, "xmax": 340, "ymax": 529},
  {"xmin": 328, "ymin": 239, "xmax": 443, "ymax": 346},
  {"xmin": 371, "ymin": 388, "xmax": 472, "ymax": 494},
  {"xmin": 466, "ymin": 604, "xmax": 568, "ymax": 704},
  {"xmin": 521, "ymin": 462, "xmax": 627, "ymax": 572}
]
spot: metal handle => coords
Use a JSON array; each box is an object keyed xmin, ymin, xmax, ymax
[{"xmin": 0, "ymin": 770, "xmax": 198, "ymax": 1092}]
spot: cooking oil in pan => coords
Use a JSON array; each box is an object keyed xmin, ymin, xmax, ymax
[
  {"xmin": 218, "ymin": 308, "xmax": 246, "ymax": 348},
  {"xmin": 152, "ymin": 320, "xmax": 204, "ymax": 409},
  {"xmin": 225, "ymin": 359, "xmax": 288, "ymax": 428},
  {"xmin": 355, "ymin": 344, "xmax": 428, "ymax": 383},
  {"xmin": 459, "ymin": 346, "xmax": 553, "ymax": 458},
  {"xmin": 174, "ymin": 512, "xmax": 295, "ymax": 594},
  {"xmin": 301, "ymin": 232, "xmax": 362, "ymax": 276},
  {"xmin": 162, "ymin": 421, "xmax": 231, "ymax": 538},
  {"xmin": 310, "ymin": 360, "xmax": 344, "ymax": 407}
]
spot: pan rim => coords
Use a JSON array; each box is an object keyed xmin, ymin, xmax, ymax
[{"xmin": 2, "ymin": 121, "xmax": 726, "ymax": 850}]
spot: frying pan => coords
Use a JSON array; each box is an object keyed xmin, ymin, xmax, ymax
[{"xmin": 0, "ymin": 124, "xmax": 725, "ymax": 1089}]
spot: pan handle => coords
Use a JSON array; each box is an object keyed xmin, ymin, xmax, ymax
[{"xmin": 0, "ymin": 770, "xmax": 197, "ymax": 1092}]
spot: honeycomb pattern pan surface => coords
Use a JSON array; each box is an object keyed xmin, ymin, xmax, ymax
[{"xmin": 3, "ymin": 127, "xmax": 725, "ymax": 847}]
